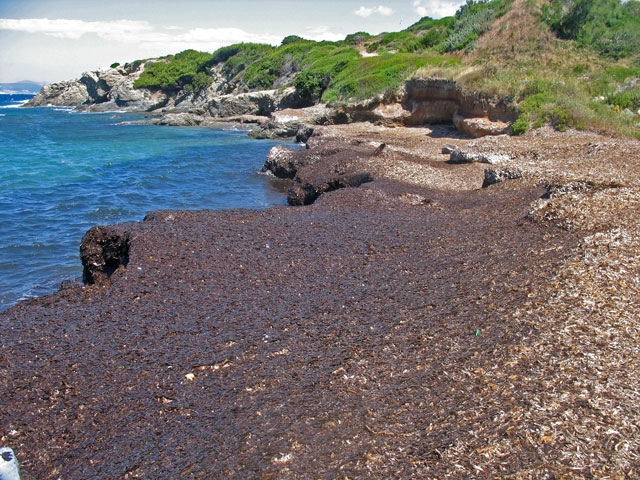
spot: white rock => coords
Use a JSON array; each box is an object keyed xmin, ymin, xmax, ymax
[{"xmin": 0, "ymin": 447, "xmax": 21, "ymax": 480}]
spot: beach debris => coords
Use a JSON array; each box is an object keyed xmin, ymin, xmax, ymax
[
  {"xmin": 0, "ymin": 447, "xmax": 21, "ymax": 480},
  {"xmin": 448, "ymin": 149, "xmax": 511, "ymax": 165},
  {"xmin": 184, "ymin": 373, "xmax": 195, "ymax": 381},
  {"xmin": 372, "ymin": 143, "xmax": 386, "ymax": 156}
]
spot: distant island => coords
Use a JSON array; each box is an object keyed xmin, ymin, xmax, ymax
[{"xmin": 0, "ymin": 80, "xmax": 46, "ymax": 94}]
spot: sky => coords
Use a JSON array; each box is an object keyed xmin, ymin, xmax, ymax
[{"xmin": 0, "ymin": 0, "xmax": 467, "ymax": 83}]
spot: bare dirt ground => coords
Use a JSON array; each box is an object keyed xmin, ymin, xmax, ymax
[{"xmin": 1, "ymin": 123, "xmax": 638, "ymax": 479}]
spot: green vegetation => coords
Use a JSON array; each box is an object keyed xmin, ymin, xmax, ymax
[
  {"xmin": 364, "ymin": 0, "xmax": 513, "ymax": 54},
  {"xmin": 213, "ymin": 41, "xmax": 459, "ymax": 104},
  {"xmin": 110, "ymin": 62, "xmax": 120, "ymax": 69},
  {"xmin": 415, "ymin": 0, "xmax": 639, "ymax": 137},
  {"xmin": 133, "ymin": 49, "xmax": 214, "ymax": 91},
  {"xmin": 608, "ymin": 87, "xmax": 640, "ymax": 111},
  {"xmin": 543, "ymin": 0, "xmax": 640, "ymax": 59},
  {"xmin": 127, "ymin": 0, "xmax": 639, "ymax": 137},
  {"xmin": 443, "ymin": 7, "xmax": 495, "ymax": 52},
  {"xmin": 297, "ymin": 50, "xmax": 459, "ymax": 103}
]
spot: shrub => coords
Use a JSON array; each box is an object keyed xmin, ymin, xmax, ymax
[
  {"xmin": 110, "ymin": 62, "xmax": 120, "ymax": 69},
  {"xmin": 510, "ymin": 116, "xmax": 529, "ymax": 135},
  {"xmin": 344, "ymin": 32, "xmax": 372, "ymax": 45},
  {"xmin": 608, "ymin": 87, "xmax": 640, "ymax": 110},
  {"xmin": 281, "ymin": 35, "xmax": 306, "ymax": 46},
  {"xmin": 544, "ymin": 0, "xmax": 640, "ymax": 59},
  {"xmin": 133, "ymin": 49, "xmax": 214, "ymax": 90},
  {"xmin": 443, "ymin": 7, "xmax": 495, "ymax": 52}
]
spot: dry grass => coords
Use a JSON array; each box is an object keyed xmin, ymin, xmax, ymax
[{"xmin": 411, "ymin": 0, "xmax": 640, "ymax": 138}]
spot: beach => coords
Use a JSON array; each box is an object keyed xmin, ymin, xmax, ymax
[{"xmin": 2, "ymin": 122, "xmax": 639, "ymax": 478}]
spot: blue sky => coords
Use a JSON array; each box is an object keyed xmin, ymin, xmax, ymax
[{"xmin": 0, "ymin": 0, "xmax": 466, "ymax": 83}]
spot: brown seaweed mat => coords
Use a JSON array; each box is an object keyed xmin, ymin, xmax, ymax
[{"xmin": 1, "ymin": 176, "xmax": 586, "ymax": 479}]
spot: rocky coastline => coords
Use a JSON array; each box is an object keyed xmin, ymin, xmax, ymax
[
  {"xmin": 24, "ymin": 62, "xmax": 515, "ymax": 140},
  {"xmin": 2, "ymin": 113, "xmax": 640, "ymax": 478}
]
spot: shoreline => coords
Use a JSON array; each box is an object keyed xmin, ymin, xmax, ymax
[
  {"xmin": 2, "ymin": 123, "xmax": 640, "ymax": 478},
  {"xmin": 0, "ymin": 107, "xmax": 296, "ymax": 313}
]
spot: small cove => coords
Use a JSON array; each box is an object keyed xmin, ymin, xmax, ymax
[{"xmin": 0, "ymin": 94, "xmax": 293, "ymax": 310}]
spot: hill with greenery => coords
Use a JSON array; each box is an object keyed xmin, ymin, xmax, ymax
[{"xmin": 131, "ymin": 0, "xmax": 639, "ymax": 137}]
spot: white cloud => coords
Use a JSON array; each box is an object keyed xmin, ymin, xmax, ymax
[
  {"xmin": 302, "ymin": 26, "xmax": 345, "ymax": 42},
  {"xmin": 412, "ymin": 0, "xmax": 464, "ymax": 18},
  {"xmin": 0, "ymin": 18, "xmax": 282, "ymax": 52},
  {"xmin": 0, "ymin": 18, "xmax": 153, "ymax": 40},
  {"xmin": 376, "ymin": 6, "xmax": 395, "ymax": 16},
  {"xmin": 354, "ymin": 5, "xmax": 395, "ymax": 17}
]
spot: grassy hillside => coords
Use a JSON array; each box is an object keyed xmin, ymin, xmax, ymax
[
  {"xmin": 131, "ymin": 0, "xmax": 639, "ymax": 137},
  {"xmin": 414, "ymin": 0, "xmax": 640, "ymax": 137}
]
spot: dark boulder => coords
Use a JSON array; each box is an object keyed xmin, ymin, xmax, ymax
[
  {"xmin": 482, "ymin": 167, "xmax": 523, "ymax": 188},
  {"xmin": 295, "ymin": 124, "xmax": 315, "ymax": 144},
  {"xmin": 262, "ymin": 146, "xmax": 312, "ymax": 179},
  {"xmin": 80, "ymin": 226, "xmax": 130, "ymax": 285}
]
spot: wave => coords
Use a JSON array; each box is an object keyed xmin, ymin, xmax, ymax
[
  {"xmin": 78, "ymin": 110, "xmax": 129, "ymax": 115},
  {"xmin": 0, "ymin": 99, "xmax": 30, "ymax": 108}
]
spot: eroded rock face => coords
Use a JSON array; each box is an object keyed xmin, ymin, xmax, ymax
[
  {"xmin": 80, "ymin": 226, "xmax": 131, "ymax": 285},
  {"xmin": 453, "ymin": 114, "xmax": 511, "ymax": 138},
  {"xmin": 26, "ymin": 81, "xmax": 90, "ymax": 107},
  {"xmin": 329, "ymin": 79, "xmax": 516, "ymax": 137},
  {"xmin": 25, "ymin": 63, "xmax": 166, "ymax": 111}
]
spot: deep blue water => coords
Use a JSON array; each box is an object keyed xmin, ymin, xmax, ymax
[{"xmin": 0, "ymin": 94, "xmax": 291, "ymax": 311}]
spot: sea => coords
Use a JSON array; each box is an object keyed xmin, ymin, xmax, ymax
[{"xmin": 0, "ymin": 93, "xmax": 293, "ymax": 311}]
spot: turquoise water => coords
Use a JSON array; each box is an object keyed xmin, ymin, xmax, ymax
[{"xmin": 0, "ymin": 94, "xmax": 291, "ymax": 310}]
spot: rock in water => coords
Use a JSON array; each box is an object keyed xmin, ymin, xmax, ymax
[{"xmin": 0, "ymin": 447, "xmax": 21, "ymax": 480}]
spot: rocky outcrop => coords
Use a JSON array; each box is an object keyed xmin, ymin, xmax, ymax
[
  {"xmin": 248, "ymin": 121, "xmax": 299, "ymax": 139},
  {"xmin": 453, "ymin": 113, "xmax": 510, "ymax": 138},
  {"xmin": 26, "ymin": 80, "xmax": 90, "ymax": 107},
  {"xmin": 448, "ymin": 149, "xmax": 511, "ymax": 165},
  {"xmin": 482, "ymin": 167, "xmax": 523, "ymax": 187},
  {"xmin": 324, "ymin": 78, "xmax": 516, "ymax": 137},
  {"xmin": 249, "ymin": 105, "xmax": 332, "ymax": 139},
  {"xmin": 263, "ymin": 146, "xmax": 310, "ymax": 178},
  {"xmin": 262, "ymin": 139, "xmax": 376, "ymax": 205},
  {"xmin": 26, "ymin": 60, "xmax": 515, "ymax": 138},
  {"xmin": 205, "ymin": 87, "xmax": 303, "ymax": 118},
  {"xmin": 25, "ymin": 62, "xmax": 167, "ymax": 111},
  {"xmin": 295, "ymin": 124, "xmax": 315, "ymax": 144},
  {"xmin": 80, "ymin": 226, "xmax": 130, "ymax": 285}
]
